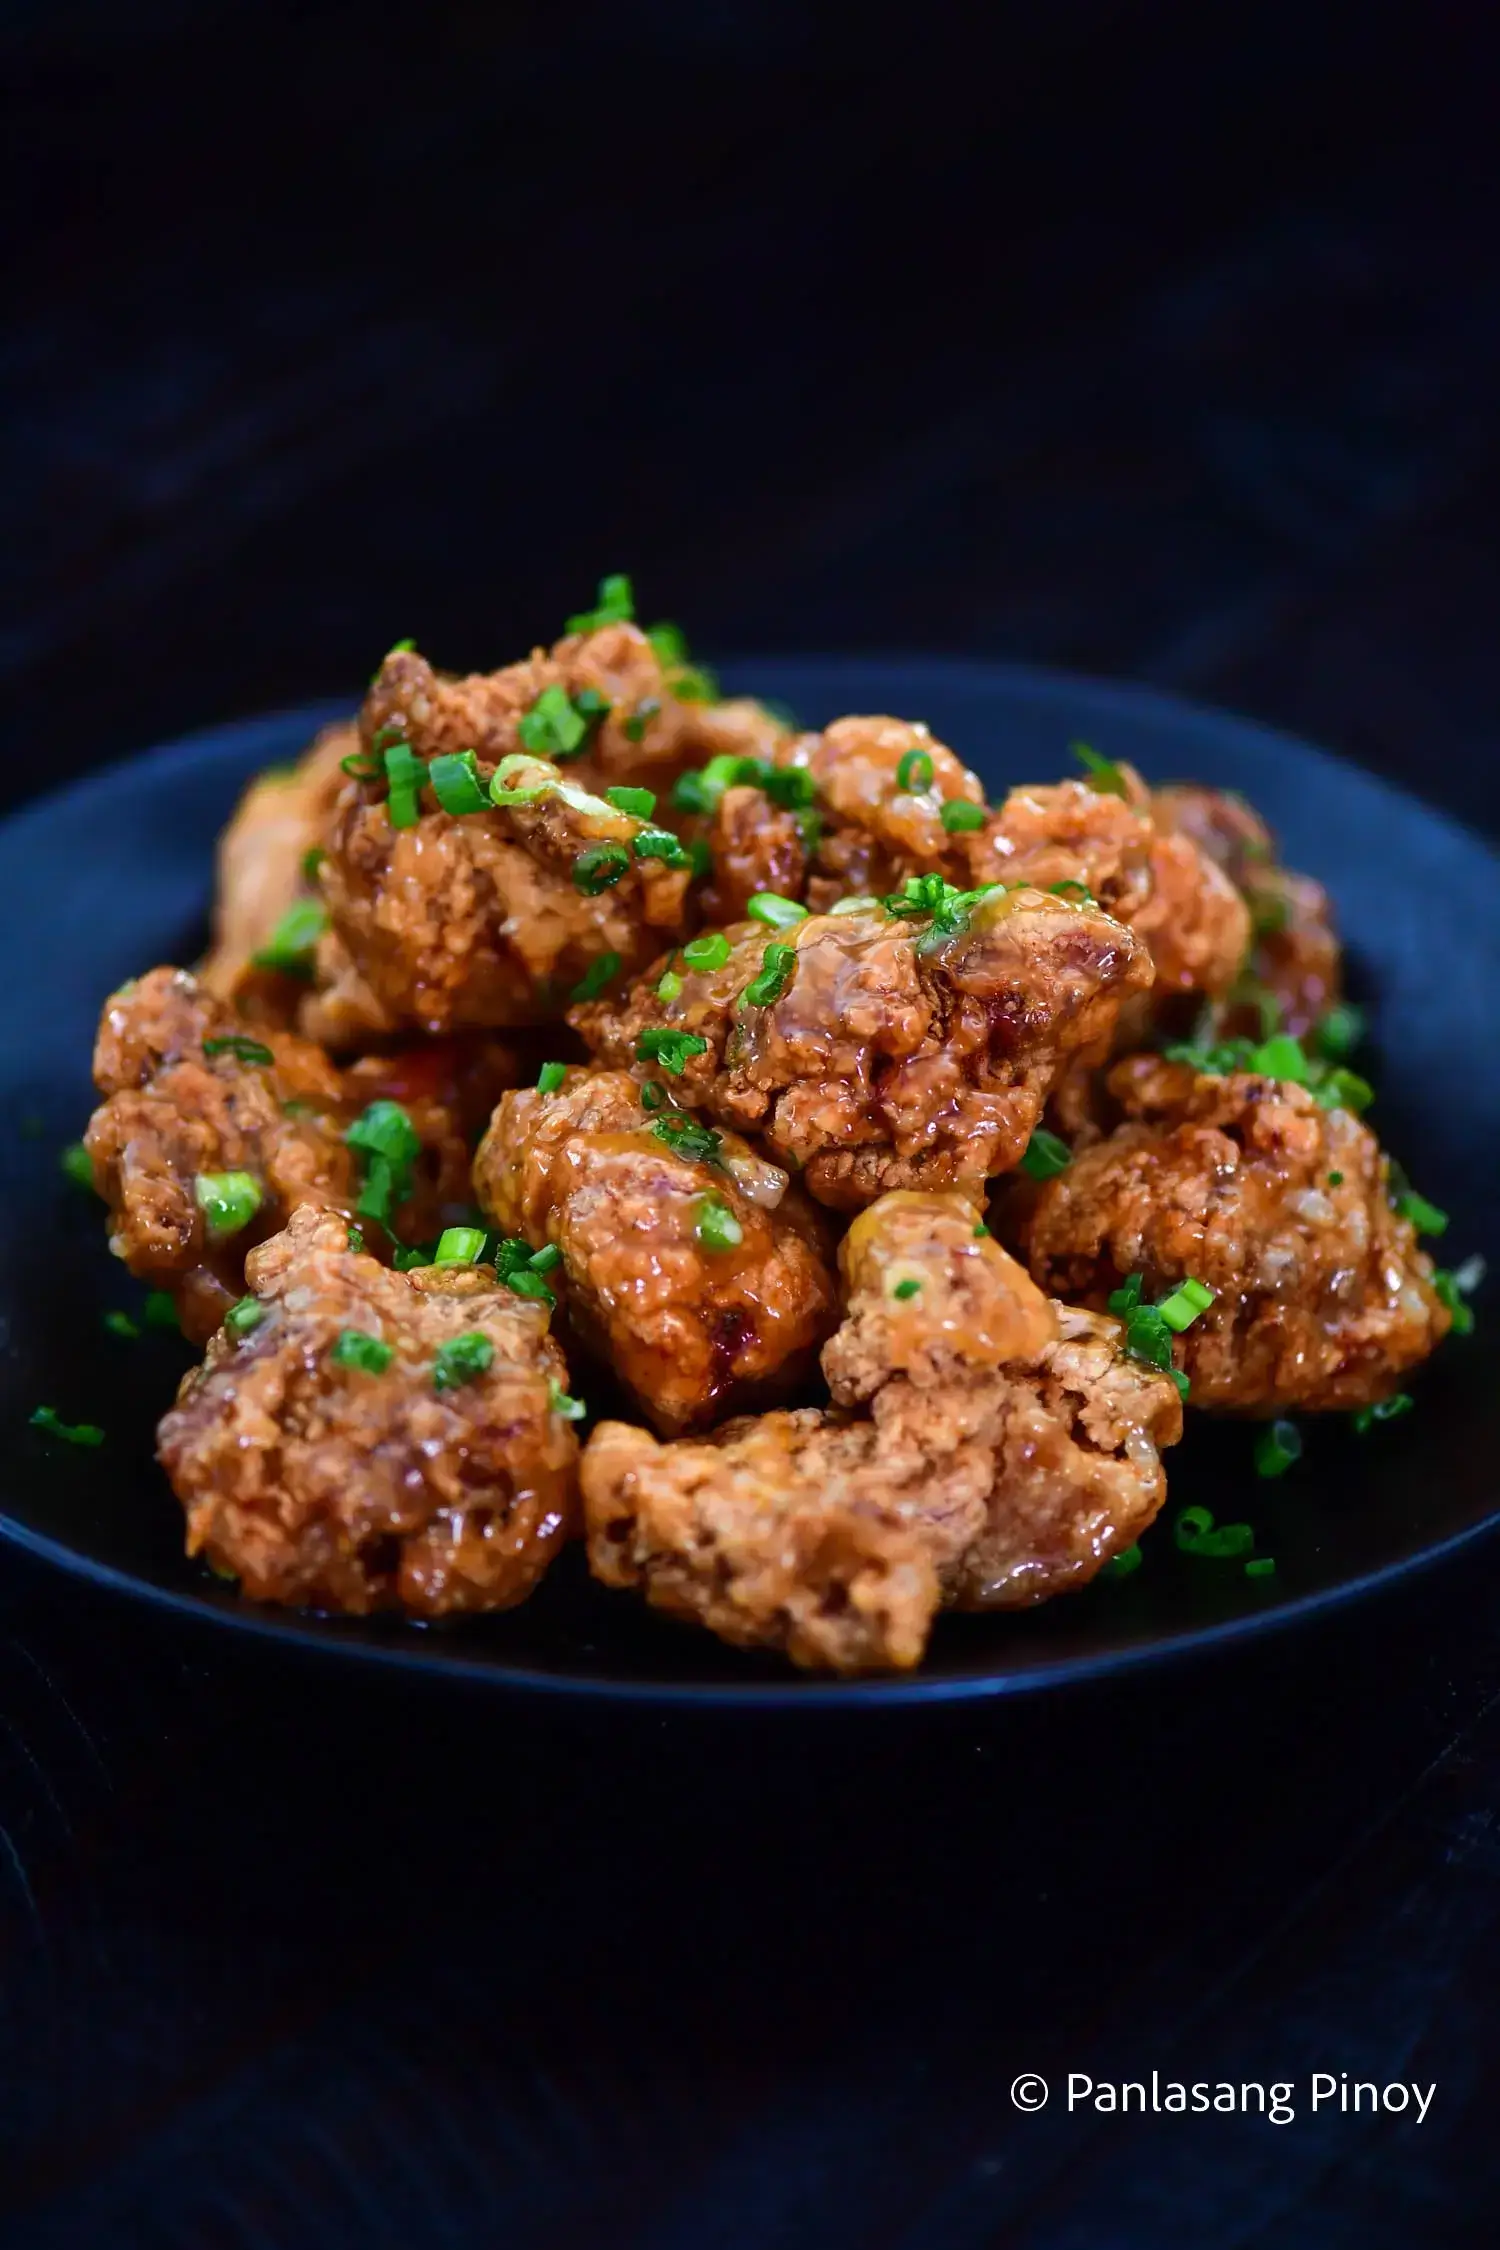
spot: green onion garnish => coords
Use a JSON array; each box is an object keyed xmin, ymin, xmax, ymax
[
  {"xmin": 646, "ymin": 620, "xmax": 687, "ymax": 667},
  {"xmin": 570, "ymin": 951, "xmax": 621, "ymax": 1003},
  {"xmin": 1251, "ymin": 1031, "xmax": 1308, "ymax": 1083},
  {"xmin": 939, "ymin": 800, "xmax": 986, "ymax": 833},
  {"xmin": 331, "ymin": 1329, "xmax": 394, "ymax": 1375},
  {"xmin": 1048, "ymin": 880, "xmax": 1095, "ymax": 902},
  {"xmin": 623, "ymin": 698, "xmax": 660, "ymax": 744},
  {"xmin": 896, "ymin": 749, "xmax": 934, "ymax": 793},
  {"xmin": 1073, "ymin": 742, "xmax": 1127, "ymax": 798},
  {"xmin": 203, "ymin": 1036, "xmax": 274, "ymax": 1066},
  {"xmin": 527, "ymin": 1243, "xmax": 562, "ymax": 1274},
  {"xmin": 651, "ymin": 1112, "xmax": 723, "ymax": 1167},
  {"xmin": 574, "ymin": 843, "xmax": 631, "ymax": 894},
  {"xmin": 892, "ymin": 1278, "xmax": 922, "ymax": 1301},
  {"xmin": 193, "ymin": 1171, "xmax": 262, "ymax": 1239},
  {"xmin": 1433, "ymin": 1267, "xmax": 1477, "ymax": 1336},
  {"xmin": 1107, "ymin": 1274, "xmax": 1145, "ymax": 1314},
  {"xmin": 670, "ymin": 754, "xmax": 762, "ymax": 816},
  {"xmin": 549, "ymin": 1378, "xmax": 587, "ymax": 1422},
  {"xmin": 1020, "ymin": 1129, "xmax": 1071, "ymax": 1181},
  {"xmin": 434, "ymin": 1226, "xmax": 486, "ymax": 1266},
  {"xmin": 1254, "ymin": 1420, "xmax": 1302, "ymax": 1478},
  {"xmin": 1174, "ymin": 1506, "xmax": 1254, "ymax": 1560},
  {"xmin": 1327, "ymin": 1171, "xmax": 1344, "ymax": 1187},
  {"xmin": 1394, "ymin": 1189, "xmax": 1448, "ymax": 1237},
  {"xmin": 762, "ymin": 765, "xmax": 817, "ymax": 811},
  {"xmin": 143, "ymin": 1290, "xmax": 180, "ymax": 1332},
  {"xmin": 429, "ymin": 750, "xmax": 489, "ymax": 815},
  {"xmin": 640, "ymin": 1081, "xmax": 664, "ymax": 1112},
  {"xmin": 683, "ymin": 932, "xmax": 732, "ymax": 972},
  {"xmin": 1352, "ymin": 1393, "xmax": 1414, "ymax": 1435},
  {"xmin": 103, "ymin": 1309, "xmax": 140, "ymax": 1340},
  {"xmin": 432, "ymin": 1331, "xmax": 496, "ymax": 1389},
  {"xmin": 346, "ymin": 1099, "xmax": 422, "ymax": 1228},
  {"xmin": 346, "ymin": 1225, "xmax": 364, "ymax": 1252},
  {"xmin": 1157, "ymin": 1277, "xmax": 1216, "ymax": 1332},
  {"xmin": 222, "ymin": 1297, "xmax": 263, "ymax": 1341},
  {"xmin": 61, "ymin": 1142, "xmax": 94, "ymax": 1191},
  {"xmin": 537, "ymin": 1062, "xmax": 567, "ymax": 1096},
  {"xmin": 301, "ymin": 846, "xmax": 325, "ymax": 882},
  {"xmin": 1244, "ymin": 1557, "xmax": 1277, "ymax": 1580},
  {"xmin": 635, "ymin": 1028, "xmax": 710, "ymax": 1075},
  {"xmin": 505, "ymin": 1268, "xmax": 555, "ymax": 1307},
  {"xmin": 1313, "ymin": 1001, "xmax": 1366, "ymax": 1061},
  {"xmin": 251, "ymin": 898, "xmax": 328, "ymax": 977},
  {"xmin": 746, "ymin": 892, "xmax": 809, "ymax": 929},
  {"xmin": 384, "ymin": 740, "xmax": 425, "ymax": 829},
  {"xmin": 1100, "ymin": 1543, "xmax": 1142, "ymax": 1580},
  {"xmin": 340, "ymin": 749, "xmax": 381, "ymax": 780},
  {"xmin": 657, "ymin": 968, "xmax": 684, "ymax": 1003},
  {"xmin": 743, "ymin": 944, "xmax": 795, "ymax": 1007},
  {"xmin": 518, "ymin": 683, "xmax": 586, "ymax": 760},
  {"xmin": 633, "ymin": 827, "xmax": 692, "ymax": 869},
  {"xmin": 30, "ymin": 1406, "xmax": 104, "ymax": 1447},
  {"xmin": 1315, "ymin": 1068, "xmax": 1375, "ymax": 1115},
  {"xmin": 606, "ymin": 786, "xmax": 656, "ymax": 818},
  {"xmin": 565, "ymin": 573, "xmax": 635, "ymax": 635},
  {"xmin": 694, "ymin": 1194, "xmax": 743, "ymax": 1252}
]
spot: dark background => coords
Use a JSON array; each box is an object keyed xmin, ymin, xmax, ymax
[{"xmin": 3, "ymin": 3, "xmax": 1500, "ymax": 2242}]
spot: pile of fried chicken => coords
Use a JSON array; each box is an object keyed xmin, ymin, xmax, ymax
[{"xmin": 77, "ymin": 582, "xmax": 1458, "ymax": 1671}]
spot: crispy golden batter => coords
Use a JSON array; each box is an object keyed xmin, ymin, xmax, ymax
[
  {"xmin": 200, "ymin": 720, "xmax": 353, "ymax": 1018},
  {"xmin": 581, "ymin": 1189, "xmax": 1181, "ymax": 1670},
  {"xmin": 1154, "ymin": 784, "xmax": 1341, "ymax": 1035},
  {"xmin": 85, "ymin": 968, "xmax": 520, "ymax": 1339},
  {"xmin": 702, "ymin": 785, "xmax": 809, "ymax": 924},
  {"xmin": 571, "ymin": 888, "xmax": 1152, "ymax": 1209},
  {"xmin": 474, "ymin": 1067, "xmax": 838, "ymax": 1434},
  {"xmin": 1009, "ymin": 1053, "xmax": 1450, "ymax": 1412},
  {"xmin": 158, "ymin": 1206, "xmax": 578, "ymax": 1616}
]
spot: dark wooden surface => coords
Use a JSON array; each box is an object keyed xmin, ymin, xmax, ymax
[{"xmin": 2, "ymin": 5, "xmax": 1499, "ymax": 2241}]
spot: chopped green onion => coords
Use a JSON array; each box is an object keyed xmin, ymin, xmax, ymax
[
  {"xmin": 657, "ymin": 968, "xmax": 684, "ymax": 1003},
  {"xmin": 694, "ymin": 1194, "xmax": 744, "ymax": 1252},
  {"xmin": 1020, "ymin": 1129, "xmax": 1071, "ymax": 1181},
  {"xmin": 646, "ymin": 620, "xmax": 688, "ymax": 667},
  {"xmin": 1107, "ymin": 1273, "xmax": 1145, "ymax": 1314},
  {"xmin": 203, "ymin": 1036, "xmax": 274, "ymax": 1066},
  {"xmin": 1254, "ymin": 1420, "xmax": 1302, "ymax": 1478},
  {"xmin": 1156, "ymin": 1277, "xmax": 1215, "ymax": 1332},
  {"xmin": 434, "ymin": 1226, "xmax": 487, "ymax": 1266},
  {"xmin": 505, "ymin": 1268, "xmax": 555, "ymax": 1307},
  {"xmin": 1433, "ymin": 1267, "xmax": 1477, "ymax": 1336},
  {"xmin": 689, "ymin": 838, "xmax": 713, "ymax": 879},
  {"xmin": 574, "ymin": 686, "xmax": 610, "ymax": 732},
  {"xmin": 143, "ymin": 1290, "xmax": 180, "ymax": 1332},
  {"xmin": 549, "ymin": 1378, "xmax": 587, "ymax": 1423},
  {"xmin": 762, "ymin": 765, "xmax": 818, "ymax": 811},
  {"xmin": 651, "ymin": 1111, "xmax": 724, "ymax": 1167},
  {"xmin": 746, "ymin": 892, "xmax": 809, "ymax": 929},
  {"xmin": 347, "ymin": 1225, "xmax": 364, "ymax": 1252},
  {"xmin": 194, "ymin": 1170, "xmax": 262, "ymax": 1239},
  {"xmin": 973, "ymin": 1221, "xmax": 989, "ymax": 1238},
  {"xmin": 671, "ymin": 754, "xmax": 762, "ymax": 815},
  {"xmin": 331, "ymin": 1328, "xmax": 394, "ymax": 1375},
  {"xmin": 640, "ymin": 1081, "xmax": 663, "ymax": 1112},
  {"xmin": 566, "ymin": 573, "xmax": 635, "ymax": 635},
  {"xmin": 61, "ymin": 1142, "xmax": 94, "ymax": 1191},
  {"xmin": 518, "ymin": 684, "xmax": 586, "ymax": 759},
  {"xmin": 527, "ymin": 1243, "xmax": 562, "ymax": 1275},
  {"xmin": 1244, "ymin": 1557, "xmax": 1277, "ymax": 1580},
  {"xmin": 623, "ymin": 698, "xmax": 661, "ymax": 744},
  {"xmin": 892, "ymin": 1278, "xmax": 922, "ymax": 1301},
  {"xmin": 570, "ymin": 951, "xmax": 621, "ymax": 1003},
  {"xmin": 384, "ymin": 740, "xmax": 425, "ymax": 829},
  {"xmin": 432, "ymin": 1330, "xmax": 496, "ymax": 1389},
  {"xmin": 896, "ymin": 748, "xmax": 934, "ymax": 793},
  {"xmin": 1174, "ymin": 1506, "xmax": 1254, "ymax": 1560},
  {"xmin": 633, "ymin": 826, "xmax": 693, "ymax": 868},
  {"xmin": 1352, "ymin": 1393, "xmax": 1414, "ymax": 1435},
  {"xmin": 391, "ymin": 1244, "xmax": 432, "ymax": 1271},
  {"xmin": 606, "ymin": 786, "xmax": 657, "ymax": 818},
  {"xmin": 1251, "ymin": 1031, "xmax": 1309, "ymax": 1084},
  {"xmin": 537, "ymin": 1062, "xmax": 567, "ymax": 1096},
  {"xmin": 103, "ymin": 1309, "xmax": 140, "ymax": 1340},
  {"xmin": 346, "ymin": 1099, "xmax": 422, "ymax": 1227},
  {"xmin": 1073, "ymin": 742, "xmax": 1127, "ymax": 798},
  {"xmin": 1100, "ymin": 1543, "xmax": 1142, "ymax": 1581},
  {"xmin": 301, "ymin": 846, "xmax": 325, "ymax": 882},
  {"xmin": 1327, "ymin": 1171, "xmax": 1344, "ymax": 1187},
  {"xmin": 30, "ymin": 1406, "xmax": 104, "ymax": 1447},
  {"xmin": 429, "ymin": 749, "xmax": 489, "ymax": 815},
  {"xmin": 340, "ymin": 749, "xmax": 381, "ymax": 780},
  {"xmin": 1313, "ymin": 1001, "xmax": 1366, "ymax": 1060},
  {"xmin": 635, "ymin": 1027, "xmax": 710, "ymax": 1075},
  {"xmin": 1048, "ymin": 880, "xmax": 1096, "ymax": 902},
  {"xmin": 1314, "ymin": 1067, "xmax": 1375, "ymax": 1115},
  {"xmin": 743, "ymin": 944, "xmax": 796, "ymax": 1007},
  {"xmin": 224, "ymin": 1296, "xmax": 264, "ymax": 1339},
  {"xmin": 251, "ymin": 898, "xmax": 328, "ymax": 977},
  {"xmin": 1394, "ymin": 1190, "xmax": 1448, "ymax": 1237},
  {"xmin": 939, "ymin": 799, "xmax": 986, "ymax": 833},
  {"xmin": 683, "ymin": 932, "xmax": 732, "ymax": 973},
  {"xmin": 574, "ymin": 843, "xmax": 631, "ymax": 894}
]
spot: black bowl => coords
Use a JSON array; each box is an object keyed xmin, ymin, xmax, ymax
[{"xmin": 1, "ymin": 657, "xmax": 1494, "ymax": 1705}]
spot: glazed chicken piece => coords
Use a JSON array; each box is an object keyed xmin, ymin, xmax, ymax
[
  {"xmin": 199, "ymin": 720, "xmax": 355, "ymax": 1022},
  {"xmin": 84, "ymin": 967, "xmax": 520, "ymax": 1339},
  {"xmin": 1008, "ymin": 1053, "xmax": 1450, "ymax": 1413},
  {"xmin": 158, "ymin": 1205, "xmax": 578, "ymax": 1616},
  {"xmin": 1153, "ymin": 784, "xmax": 1341, "ymax": 1036},
  {"xmin": 571, "ymin": 885, "xmax": 1153, "ymax": 1210},
  {"xmin": 473, "ymin": 1067, "xmax": 838, "ymax": 1434},
  {"xmin": 583, "ymin": 1189, "xmax": 1182, "ymax": 1671}
]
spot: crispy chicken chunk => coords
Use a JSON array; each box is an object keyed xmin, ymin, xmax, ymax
[
  {"xmin": 473, "ymin": 1067, "xmax": 838, "ymax": 1434},
  {"xmin": 158, "ymin": 1206, "xmax": 578, "ymax": 1616},
  {"xmin": 571, "ymin": 887, "xmax": 1152, "ymax": 1209},
  {"xmin": 1009, "ymin": 1054, "xmax": 1450, "ymax": 1412},
  {"xmin": 200, "ymin": 720, "xmax": 354, "ymax": 1013},
  {"xmin": 582, "ymin": 1189, "xmax": 1181, "ymax": 1671},
  {"xmin": 84, "ymin": 967, "xmax": 519, "ymax": 1339},
  {"xmin": 1154, "ymin": 784, "xmax": 1341, "ymax": 1035}
]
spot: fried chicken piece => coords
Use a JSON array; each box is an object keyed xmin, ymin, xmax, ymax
[
  {"xmin": 582, "ymin": 1188, "xmax": 1180, "ymax": 1670},
  {"xmin": 473, "ymin": 1067, "xmax": 838, "ymax": 1434},
  {"xmin": 571, "ymin": 887, "xmax": 1152, "ymax": 1210},
  {"xmin": 84, "ymin": 968, "xmax": 520, "ymax": 1339},
  {"xmin": 1008, "ymin": 1053, "xmax": 1450, "ymax": 1413},
  {"xmin": 1154, "ymin": 784, "xmax": 1341, "ymax": 1035},
  {"xmin": 701, "ymin": 784, "xmax": 810, "ymax": 924},
  {"xmin": 158, "ymin": 1205, "xmax": 578, "ymax": 1616},
  {"xmin": 200, "ymin": 720, "xmax": 354, "ymax": 1012}
]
